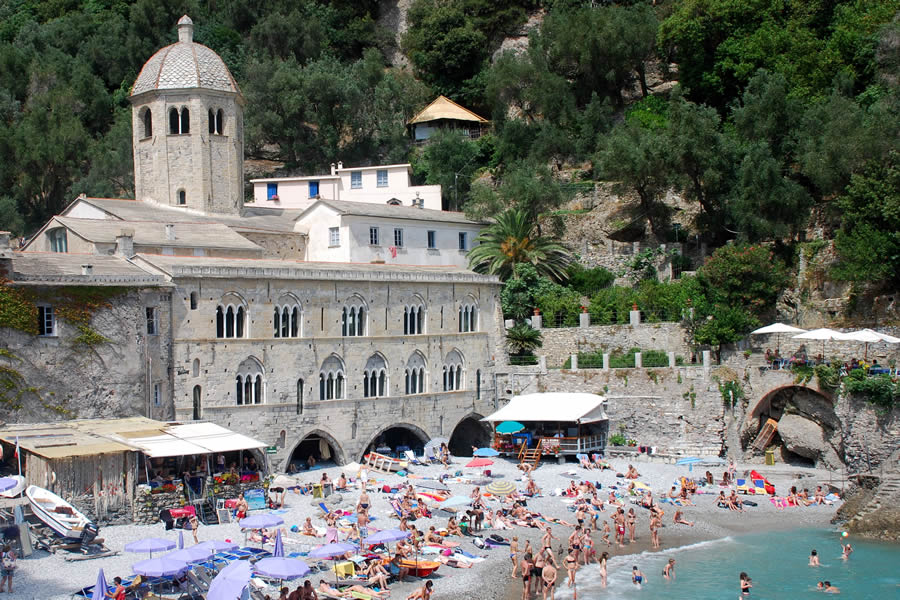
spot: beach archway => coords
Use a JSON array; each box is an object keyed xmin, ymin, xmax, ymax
[
  {"xmin": 448, "ymin": 412, "xmax": 491, "ymax": 456},
  {"xmin": 285, "ymin": 429, "xmax": 346, "ymax": 471},
  {"xmin": 361, "ymin": 423, "xmax": 429, "ymax": 460}
]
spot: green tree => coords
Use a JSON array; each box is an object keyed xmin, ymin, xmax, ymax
[
  {"xmin": 832, "ymin": 155, "xmax": 900, "ymax": 285},
  {"xmin": 500, "ymin": 263, "xmax": 563, "ymax": 321},
  {"xmin": 468, "ymin": 208, "xmax": 573, "ymax": 282},
  {"xmin": 414, "ymin": 130, "xmax": 484, "ymax": 211},
  {"xmin": 692, "ymin": 304, "xmax": 761, "ymax": 362},
  {"xmin": 505, "ymin": 322, "xmax": 543, "ymax": 357},
  {"xmin": 697, "ymin": 243, "xmax": 789, "ymax": 317}
]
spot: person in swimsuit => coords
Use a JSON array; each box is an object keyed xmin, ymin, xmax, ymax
[
  {"xmin": 568, "ymin": 526, "xmax": 582, "ymax": 564},
  {"xmin": 673, "ymin": 509, "xmax": 694, "ymax": 527},
  {"xmin": 520, "ymin": 553, "xmax": 533, "ymax": 600},
  {"xmin": 406, "ymin": 580, "xmax": 433, "ymax": 600},
  {"xmin": 662, "ymin": 558, "xmax": 676, "ymax": 580},
  {"xmin": 840, "ymin": 542, "xmax": 853, "ymax": 560},
  {"xmin": 632, "ymin": 566, "xmax": 644, "ymax": 588},
  {"xmin": 563, "ymin": 549, "xmax": 578, "ymax": 588},
  {"xmin": 510, "ymin": 536, "xmax": 519, "ymax": 578},
  {"xmin": 740, "ymin": 572, "xmax": 752, "ymax": 596},
  {"xmin": 531, "ymin": 551, "xmax": 545, "ymax": 597},
  {"xmin": 541, "ymin": 561, "xmax": 557, "ymax": 600},
  {"xmin": 626, "ymin": 508, "xmax": 637, "ymax": 543},
  {"xmin": 599, "ymin": 552, "xmax": 609, "ymax": 588},
  {"xmin": 823, "ymin": 580, "xmax": 840, "ymax": 593},
  {"xmin": 809, "ymin": 549, "xmax": 819, "ymax": 566}
]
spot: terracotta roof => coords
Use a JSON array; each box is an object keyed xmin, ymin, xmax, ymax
[{"xmin": 407, "ymin": 96, "xmax": 489, "ymax": 125}]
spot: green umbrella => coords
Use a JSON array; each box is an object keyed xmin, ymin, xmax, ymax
[{"xmin": 497, "ymin": 421, "xmax": 525, "ymax": 434}]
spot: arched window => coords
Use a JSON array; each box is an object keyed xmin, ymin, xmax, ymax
[
  {"xmin": 403, "ymin": 297, "xmax": 426, "ymax": 335},
  {"xmin": 177, "ymin": 189, "xmax": 186, "ymax": 205},
  {"xmin": 235, "ymin": 357, "xmax": 265, "ymax": 405},
  {"xmin": 442, "ymin": 350, "xmax": 465, "ymax": 392},
  {"xmin": 192, "ymin": 358, "xmax": 200, "ymax": 377},
  {"xmin": 296, "ymin": 378, "xmax": 304, "ymax": 414},
  {"xmin": 458, "ymin": 300, "xmax": 479, "ymax": 333},
  {"xmin": 216, "ymin": 109, "xmax": 224, "ymax": 134},
  {"xmin": 319, "ymin": 355, "xmax": 345, "ymax": 400},
  {"xmin": 180, "ymin": 107, "xmax": 190, "ymax": 134},
  {"xmin": 142, "ymin": 108, "xmax": 152, "ymax": 138},
  {"xmin": 273, "ymin": 298, "xmax": 301, "ymax": 338},
  {"xmin": 190, "ymin": 292, "xmax": 198, "ymax": 310},
  {"xmin": 363, "ymin": 354, "xmax": 388, "ymax": 398},
  {"xmin": 48, "ymin": 228, "xmax": 67, "ymax": 253},
  {"xmin": 404, "ymin": 352, "xmax": 427, "ymax": 395},
  {"xmin": 169, "ymin": 108, "xmax": 179, "ymax": 134},
  {"xmin": 208, "ymin": 109, "xmax": 215, "ymax": 134},
  {"xmin": 341, "ymin": 297, "xmax": 366, "ymax": 337},
  {"xmin": 192, "ymin": 385, "xmax": 201, "ymax": 420},
  {"xmin": 216, "ymin": 297, "xmax": 248, "ymax": 339}
]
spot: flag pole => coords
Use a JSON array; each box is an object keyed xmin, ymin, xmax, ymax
[{"xmin": 16, "ymin": 436, "xmax": 21, "ymax": 477}]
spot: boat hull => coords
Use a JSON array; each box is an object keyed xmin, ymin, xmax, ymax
[
  {"xmin": 0, "ymin": 475, "xmax": 25, "ymax": 498},
  {"xmin": 26, "ymin": 485, "xmax": 92, "ymax": 539},
  {"xmin": 399, "ymin": 559, "xmax": 440, "ymax": 577}
]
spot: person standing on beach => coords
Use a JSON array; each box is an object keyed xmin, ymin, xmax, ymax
[
  {"xmin": 541, "ymin": 527, "xmax": 557, "ymax": 550},
  {"xmin": 567, "ymin": 526, "xmax": 583, "ymax": 564},
  {"xmin": 510, "ymin": 536, "xmax": 519, "ymax": 578},
  {"xmin": 626, "ymin": 508, "xmax": 637, "ymax": 543},
  {"xmin": 614, "ymin": 510, "xmax": 626, "ymax": 547},
  {"xmin": 564, "ymin": 548, "xmax": 578, "ymax": 588},
  {"xmin": 662, "ymin": 559, "xmax": 676, "ymax": 580},
  {"xmin": 740, "ymin": 572, "xmax": 752, "ymax": 596},
  {"xmin": 520, "ymin": 552, "xmax": 533, "ymax": 600},
  {"xmin": 0, "ymin": 545, "xmax": 15, "ymax": 594},
  {"xmin": 541, "ymin": 560, "xmax": 558, "ymax": 600},
  {"xmin": 601, "ymin": 520, "xmax": 611, "ymax": 547},
  {"xmin": 649, "ymin": 512, "xmax": 660, "ymax": 549},
  {"xmin": 188, "ymin": 513, "xmax": 200, "ymax": 544}
]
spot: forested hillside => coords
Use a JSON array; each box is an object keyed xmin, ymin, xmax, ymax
[{"xmin": 0, "ymin": 0, "xmax": 897, "ymax": 296}]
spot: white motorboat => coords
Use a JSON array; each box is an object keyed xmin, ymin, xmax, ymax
[{"xmin": 25, "ymin": 485, "xmax": 92, "ymax": 539}]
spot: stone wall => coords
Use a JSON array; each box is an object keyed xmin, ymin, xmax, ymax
[
  {"xmin": 538, "ymin": 322, "xmax": 691, "ymax": 368},
  {"xmin": 132, "ymin": 479, "xmax": 263, "ymax": 525}
]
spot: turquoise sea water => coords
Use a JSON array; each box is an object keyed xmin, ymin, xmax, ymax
[{"xmin": 552, "ymin": 528, "xmax": 900, "ymax": 600}]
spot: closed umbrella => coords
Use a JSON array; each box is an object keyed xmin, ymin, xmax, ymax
[
  {"xmin": 124, "ymin": 537, "xmax": 176, "ymax": 558},
  {"xmin": 473, "ymin": 448, "xmax": 499, "ymax": 457},
  {"xmin": 751, "ymin": 323, "xmax": 807, "ymax": 355},
  {"xmin": 465, "ymin": 458, "xmax": 493, "ymax": 468},
  {"xmin": 496, "ymin": 421, "xmax": 525, "ymax": 435},
  {"xmin": 207, "ymin": 558, "xmax": 253, "ymax": 600},
  {"xmin": 273, "ymin": 529, "xmax": 284, "ymax": 558},
  {"xmin": 254, "ymin": 557, "xmax": 311, "ymax": 580},
  {"xmin": 90, "ymin": 568, "xmax": 108, "ymax": 600},
  {"xmin": 485, "ymin": 480, "xmax": 516, "ymax": 496},
  {"xmin": 178, "ymin": 530, "xmax": 184, "ymax": 550},
  {"xmin": 132, "ymin": 556, "xmax": 189, "ymax": 577}
]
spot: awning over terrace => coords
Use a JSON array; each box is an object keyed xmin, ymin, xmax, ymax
[{"xmin": 482, "ymin": 393, "xmax": 608, "ymax": 424}]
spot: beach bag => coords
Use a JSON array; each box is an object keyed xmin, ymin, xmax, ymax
[
  {"xmin": 2, "ymin": 552, "xmax": 14, "ymax": 570},
  {"xmin": 382, "ymin": 484, "xmax": 392, "ymax": 493},
  {"xmin": 473, "ymin": 537, "xmax": 485, "ymax": 549}
]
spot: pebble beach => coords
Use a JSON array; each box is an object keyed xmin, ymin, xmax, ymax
[{"xmin": 14, "ymin": 455, "xmax": 843, "ymax": 600}]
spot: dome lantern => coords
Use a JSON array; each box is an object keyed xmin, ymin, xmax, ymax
[{"xmin": 177, "ymin": 15, "xmax": 193, "ymax": 44}]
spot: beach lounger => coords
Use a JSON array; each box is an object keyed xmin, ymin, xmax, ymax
[
  {"xmin": 404, "ymin": 449, "xmax": 425, "ymax": 466},
  {"xmin": 319, "ymin": 502, "xmax": 332, "ymax": 515},
  {"xmin": 736, "ymin": 478, "xmax": 754, "ymax": 494}
]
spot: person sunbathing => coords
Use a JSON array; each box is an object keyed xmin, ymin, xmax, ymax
[
  {"xmin": 425, "ymin": 526, "xmax": 443, "ymax": 544},
  {"xmin": 727, "ymin": 491, "xmax": 744, "ymax": 512},
  {"xmin": 566, "ymin": 481, "xmax": 579, "ymax": 497},
  {"xmin": 607, "ymin": 491, "xmax": 622, "ymax": 507},
  {"xmin": 673, "ymin": 509, "xmax": 694, "ymax": 526},
  {"xmin": 446, "ymin": 516, "xmax": 463, "ymax": 537},
  {"xmin": 625, "ymin": 465, "xmax": 640, "ymax": 479},
  {"xmin": 679, "ymin": 487, "xmax": 695, "ymax": 505},
  {"xmin": 580, "ymin": 455, "xmax": 594, "ymax": 470},
  {"xmin": 336, "ymin": 473, "xmax": 347, "ymax": 490},
  {"xmin": 798, "ymin": 488, "xmax": 812, "ymax": 506},
  {"xmin": 641, "ymin": 491, "xmax": 653, "ymax": 508},
  {"xmin": 301, "ymin": 517, "xmax": 318, "ymax": 537},
  {"xmin": 814, "ymin": 486, "xmax": 826, "ymax": 505},
  {"xmin": 668, "ymin": 486, "xmax": 680, "ymax": 499},
  {"xmin": 593, "ymin": 455, "xmax": 611, "ymax": 470},
  {"xmin": 318, "ymin": 580, "xmax": 388, "ymax": 599},
  {"xmin": 360, "ymin": 560, "xmax": 390, "ymax": 591},
  {"xmin": 716, "ymin": 491, "xmax": 728, "ymax": 508},
  {"xmin": 395, "ymin": 540, "xmax": 412, "ymax": 557}
]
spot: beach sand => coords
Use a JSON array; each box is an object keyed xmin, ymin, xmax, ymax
[{"xmin": 18, "ymin": 456, "xmax": 842, "ymax": 600}]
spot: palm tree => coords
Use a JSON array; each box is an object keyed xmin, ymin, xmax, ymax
[
  {"xmin": 506, "ymin": 322, "xmax": 543, "ymax": 357},
  {"xmin": 467, "ymin": 208, "xmax": 573, "ymax": 282}
]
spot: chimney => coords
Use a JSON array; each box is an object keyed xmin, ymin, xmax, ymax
[
  {"xmin": 81, "ymin": 264, "xmax": 93, "ymax": 276},
  {"xmin": 165, "ymin": 224, "xmax": 175, "ymax": 241},
  {"xmin": 415, "ymin": 192, "xmax": 423, "ymax": 208},
  {"xmin": 337, "ymin": 161, "xmax": 343, "ymax": 171},
  {"xmin": 330, "ymin": 162, "xmax": 336, "ymax": 176},
  {"xmin": 116, "ymin": 228, "xmax": 135, "ymax": 257}
]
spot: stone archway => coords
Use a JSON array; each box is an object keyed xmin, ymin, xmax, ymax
[
  {"xmin": 361, "ymin": 422, "xmax": 430, "ymax": 461},
  {"xmin": 743, "ymin": 385, "xmax": 842, "ymax": 468},
  {"xmin": 448, "ymin": 412, "xmax": 491, "ymax": 456},
  {"xmin": 284, "ymin": 429, "xmax": 347, "ymax": 470}
]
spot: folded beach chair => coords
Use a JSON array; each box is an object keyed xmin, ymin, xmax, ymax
[
  {"xmin": 404, "ymin": 449, "xmax": 425, "ymax": 466},
  {"xmin": 736, "ymin": 478, "xmax": 753, "ymax": 494},
  {"xmin": 752, "ymin": 479, "xmax": 768, "ymax": 495}
]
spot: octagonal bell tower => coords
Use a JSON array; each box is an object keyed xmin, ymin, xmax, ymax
[{"xmin": 130, "ymin": 16, "xmax": 244, "ymax": 215}]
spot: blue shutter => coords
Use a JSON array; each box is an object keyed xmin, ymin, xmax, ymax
[
  {"xmin": 309, "ymin": 181, "xmax": 319, "ymax": 198},
  {"xmin": 267, "ymin": 183, "xmax": 278, "ymax": 199}
]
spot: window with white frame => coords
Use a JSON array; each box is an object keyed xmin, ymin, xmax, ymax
[
  {"xmin": 235, "ymin": 357, "xmax": 265, "ymax": 405},
  {"xmin": 216, "ymin": 299, "xmax": 247, "ymax": 338},
  {"xmin": 351, "ymin": 171, "xmax": 362, "ymax": 189},
  {"xmin": 341, "ymin": 298, "xmax": 366, "ymax": 337},
  {"xmin": 458, "ymin": 232, "xmax": 468, "ymax": 251},
  {"xmin": 369, "ymin": 226, "xmax": 380, "ymax": 246},
  {"xmin": 376, "ymin": 169, "xmax": 388, "ymax": 187},
  {"xmin": 458, "ymin": 301, "xmax": 478, "ymax": 333},
  {"xmin": 363, "ymin": 354, "xmax": 388, "ymax": 398},
  {"xmin": 48, "ymin": 228, "xmax": 67, "ymax": 253},
  {"xmin": 442, "ymin": 349, "xmax": 464, "ymax": 391},
  {"xmin": 427, "ymin": 230, "xmax": 436, "ymax": 249},
  {"xmin": 319, "ymin": 355, "xmax": 345, "ymax": 400},
  {"xmin": 404, "ymin": 300, "xmax": 425, "ymax": 335},
  {"xmin": 37, "ymin": 305, "xmax": 56, "ymax": 336},
  {"xmin": 405, "ymin": 352, "xmax": 426, "ymax": 395},
  {"xmin": 146, "ymin": 307, "xmax": 158, "ymax": 335},
  {"xmin": 273, "ymin": 298, "xmax": 301, "ymax": 338},
  {"xmin": 394, "ymin": 228, "xmax": 404, "ymax": 247},
  {"xmin": 329, "ymin": 227, "xmax": 340, "ymax": 247}
]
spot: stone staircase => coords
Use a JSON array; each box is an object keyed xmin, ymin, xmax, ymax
[{"xmin": 845, "ymin": 450, "xmax": 900, "ymax": 530}]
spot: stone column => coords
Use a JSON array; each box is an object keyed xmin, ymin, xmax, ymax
[
  {"xmin": 603, "ymin": 353, "xmax": 610, "ymax": 370},
  {"xmin": 668, "ymin": 352, "xmax": 676, "ymax": 368},
  {"xmin": 570, "ymin": 354, "xmax": 578, "ymax": 370},
  {"xmin": 579, "ymin": 311, "xmax": 590, "ymax": 328},
  {"xmin": 538, "ymin": 356, "xmax": 547, "ymax": 372},
  {"xmin": 702, "ymin": 350, "xmax": 711, "ymax": 378},
  {"xmin": 630, "ymin": 308, "xmax": 641, "ymax": 326},
  {"xmin": 532, "ymin": 314, "xmax": 543, "ymax": 329},
  {"xmin": 635, "ymin": 352, "xmax": 642, "ymax": 368}
]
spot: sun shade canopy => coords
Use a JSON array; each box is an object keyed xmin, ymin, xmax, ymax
[
  {"xmin": 119, "ymin": 422, "xmax": 267, "ymax": 458},
  {"xmin": 482, "ymin": 393, "xmax": 608, "ymax": 424}
]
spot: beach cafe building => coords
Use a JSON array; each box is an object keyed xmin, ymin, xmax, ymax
[
  {"xmin": 0, "ymin": 417, "xmax": 266, "ymax": 519},
  {"xmin": 483, "ymin": 393, "xmax": 609, "ymax": 458}
]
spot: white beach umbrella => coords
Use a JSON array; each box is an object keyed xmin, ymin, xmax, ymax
[
  {"xmin": 792, "ymin": 328, "xmax": 848, "ymax": 359},
  {"xmin": 840, "ymin": 329, "xmax": 900, "ymax": 359},
  {"xmin": 751, "ymin": 323, "xmax": 807, "ymax": 353}
]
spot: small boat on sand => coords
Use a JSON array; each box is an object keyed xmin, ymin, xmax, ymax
[
  {"xmin": 399, "ymin": 559, "xmax": 440, "ymax": 577},
  {"xmin": 26, "ymin": 485, "xmax": 93, "ymax": 539},
  {"xmin": 0, "ymin": 475, "xmax": 25, "ymax": 498}
]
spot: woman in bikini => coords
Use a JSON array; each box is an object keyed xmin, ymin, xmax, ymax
[
  {"xmin": 563, "ymin": 548, "xmax": 578, "ymax": 588},
  {"xmin": 626, "ymin": 508, "xmax": 637, "ymax": 543},
  {"xmin": 740, "ymin": 572, "xmax": 752, "ymax": 596},
  {"xmin": 510, "ymin": 536, "xmax": 519, "ymax": 578}
]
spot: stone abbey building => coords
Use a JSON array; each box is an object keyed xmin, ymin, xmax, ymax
[{"xmin": 1, "ymin": 17, "xmax": 504, "ymax": 468}]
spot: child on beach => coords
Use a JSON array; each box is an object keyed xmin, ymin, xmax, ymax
[
  {"xmin": 662, "ymin": 558, "xmax": 676, "ymax": 580},
  {"xmin": 601, "ymin": 520, "xmax": 611, "ymax": 546},
  {"xmin": 599, "ymin": 552, "xmax": 609, "ymax": 588},
  {"xmin": 632, "ymin": 566, "xmax": 645, "ymax": 588}
]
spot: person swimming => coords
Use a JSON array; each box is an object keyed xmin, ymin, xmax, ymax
[
  {"xmin": 662, "ymin": 558, "xmax": 675, "ymax": 580},
  {"xmin": 632, "ymin": 565, "xmax": 644, "ymax": 587},
  {"xmin": 809, "ymin": 549, "xmax": 819, "ymax": 566}
]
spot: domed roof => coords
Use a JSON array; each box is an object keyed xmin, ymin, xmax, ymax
[{"xmin": 132, "ymin": 16, "xmax": 240, "ymax": 97}]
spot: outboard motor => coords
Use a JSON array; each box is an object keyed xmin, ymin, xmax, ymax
[{"xmin": 80, "ymin": 522, "xmax": 99, "ymax": 552}]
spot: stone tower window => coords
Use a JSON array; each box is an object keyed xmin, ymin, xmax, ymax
[
  {"xmin": 404, "ymin": 297, "xmax": 426, "ymax": 335},
  {"xmin": 341, "ymin": 296, "xmax": 366, "ymax": 337},
  {"xmin": 216, "ymin": 109, "xmax": 224, "ymax": 134},
  {"xmin": 180, "ymin": 107, "xmax": 190, "ymax": 133},
  {"xmin": 177, "ymin": 189, "xmax": 186, "ymax": 205},
  {"xmin": 208, "ymin": 109, "xmax": 215, "ymax": 134},
  {"xmin": 192, "ymin": 385, "xmax": 201, "ymax": 420},
  {"xmin": 141, "ymin": 108, "xmax": 152, "ymax": 138},
  {"xmin": 169, "ymin": 107, "xmax": 190, "ymax": 134},
  {"xmin": 273, "ymin": 297, "xmax": 301, "ymax": 338},
  {"xmin": 363, "ymin": 354, "xmax": 388, "ymax": 398},
  {"xmin": 442, "ymin": 349, "xmax": 465, "ymax": 392},
  {"xmin": 405, "ymin": 351, "xmax": 426, "ymax": 395},
  {"xmin": 319, "ymin": 355, "xmax": 345, "ymax": 400},
  {"xmin": 216, "ymin": 299, "xmax": 248, "ymax": 338},
  {"xmin": 458, "ymin": 298, "xmax": 479, "ymax": 333},
  {"xmin": 235, "ymin": 356, "xmax": 264, "ymax": 405}
]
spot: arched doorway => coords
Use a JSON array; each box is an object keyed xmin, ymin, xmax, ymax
[
  {"xmin": 448, "ymin": 413, "xmax": 492, "ymax": 456},
  {"xmin": 286, "ymin": 430, "xmax": 346, "ymax": 471},
  {"xmin": 744, "ymin": 385, "xmax": 842, "ymax": 467},
  {"xmin": 363, "ymin": 423, "xmax": 430, "ymax": 459}
]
